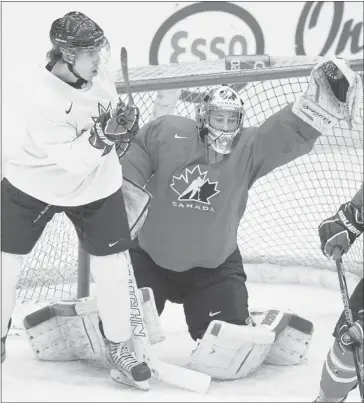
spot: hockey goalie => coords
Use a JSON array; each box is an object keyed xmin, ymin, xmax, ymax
[{"xmin": 121, "ymin": 56, "xmax": 362, "ymax": 382}]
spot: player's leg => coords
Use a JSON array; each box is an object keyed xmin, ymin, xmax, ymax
[
  {"xmin": 66, "ymin": 189, "xmax": 151, "ymax": 384},
  {"xmin": 315, "ymin": 279, "xmax": 363, "ymax": 402},
  {"xmin": 1, "ymin": 178, "xmax": 56, "ymax": 362},
  {"xmin": 183, "ymin": 248, "xmax": 274, "ymax": 379},
  {"xmin": 184, "ymin": 247, "xmax": 249, "ymax": 341},
  {"xmin": 129, "ymin": 242, "xmax": 170, "ymax": 315}
]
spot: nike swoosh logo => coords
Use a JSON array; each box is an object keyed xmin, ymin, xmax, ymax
[
  {"xmin": 174, "ymin": 134, "xmax": 188, "ymax": 139},
  {"xmin": 209, "ymin": 311, "xmax": 222, "ymax": 317},
  {"xmin": 109, "ymin": 240, "xmax": 120, "ymax": 247},
  {"xmin": 65, "ymin": 102, "xmax": 73, "ymax": 114}
]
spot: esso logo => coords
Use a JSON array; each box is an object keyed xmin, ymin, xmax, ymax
[{"xmin": 149, "ymin": 2, "xmax": 264, "ymax": 65}]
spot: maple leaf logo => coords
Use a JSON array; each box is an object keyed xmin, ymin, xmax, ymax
[
  {"xmin": 77, "ymin": 102, "xmax": 113, "ymax": 138},
  {"xmin": 91, "ymin": 102, "xmax": 113, "ymax": 123},
  {"xmin": 170, "ymin": 165, "xmax": 220, "ymax": 205}
]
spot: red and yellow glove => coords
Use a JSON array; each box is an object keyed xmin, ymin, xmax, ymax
[{"xmin": 89, "ymin": 99, "xmax": 139, "ymax": 155}]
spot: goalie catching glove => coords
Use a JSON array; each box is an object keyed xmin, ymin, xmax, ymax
[
  {"xmin": 89, "ymin": 99, "xmax": 139, "ymax": 157},
  {"xmin": 292, "ymin": 57, "xmax": 362, "ymax": 134}
]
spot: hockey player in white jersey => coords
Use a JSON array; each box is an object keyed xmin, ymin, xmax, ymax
[{"xmin": 1, "ymin": 11, "xmax": 151, "ymax": 387}]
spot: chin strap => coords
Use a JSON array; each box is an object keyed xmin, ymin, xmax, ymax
[{"xmin": 66, "ymin": 63, "xmax": 88, "ymax": 87}]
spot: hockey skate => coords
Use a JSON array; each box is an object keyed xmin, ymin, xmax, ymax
[{"xmin": 104, "ymin": 338, "xmax": 151, "ymax": 390}]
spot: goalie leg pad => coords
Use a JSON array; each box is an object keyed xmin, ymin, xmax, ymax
[
  {"xmin": 24, "ymin": 298, "xmax": 105, "ymax": 361},
  {"xmin": 250, "ymin": 309, "xmax": 314, "ymax": 366},
  {"xmin": 187, "ymin": 320, "xmax": 274, "ymax": 380},
  {"xmin": 24, "ymin": 289, "xmax": 163, "ymax": 362}
]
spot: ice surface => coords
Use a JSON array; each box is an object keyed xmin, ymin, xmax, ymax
[{"xmin": 2, "ymin": 282, "xmax": 361, "ymax": 402}]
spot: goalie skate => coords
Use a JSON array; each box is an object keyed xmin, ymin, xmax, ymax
[{"xmin": 105, "ymin": 339, "xmax": 151, "ymax": 390}]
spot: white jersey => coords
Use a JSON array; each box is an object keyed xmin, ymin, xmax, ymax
[{"xmin": 5, "ymin": 63, "xmax": 122, "ymax": 206}]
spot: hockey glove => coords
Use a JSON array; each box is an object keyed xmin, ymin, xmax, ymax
[
  {"xmin": 318, "ymin": 202, "xmax": 363, "ymax": 258},
  {"xmin": 338, "ymin": 310, "xmax": 364, "ymax": 351},
  {"xmin": 292, "ymin": 57, "xmax": 363, "ymax": 134},
  {"xmin": 89, "ymin": 99, "xmax": 139, "ymax": 154}
]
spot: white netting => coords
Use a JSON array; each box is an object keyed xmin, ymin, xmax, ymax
[{"xmin": 17, "ymin": 58, "xmax": 363, "ymax": 303}]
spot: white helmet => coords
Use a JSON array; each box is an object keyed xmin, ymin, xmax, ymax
[{"xmin": 197, "ymin": 85, "xmax": 244, "ymax": 154}]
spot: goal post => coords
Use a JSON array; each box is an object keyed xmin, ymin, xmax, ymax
[
  {"xmin": 16, "ymin": 56, "xmax": 363, "ymax": 305},
  {"xmin": 77, "ymin": 245, "xmax": 90, "ymax": 299}
]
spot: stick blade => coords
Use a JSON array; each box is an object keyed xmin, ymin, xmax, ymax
[
  {"xmin": 152, "ymin": 359, "xmax": 211, "ymax": 394},
  {"xmin": 120, "ymin": 47, "xmax": 128, "ymax": 67},
  {"xmin": 120, "ymin": 46, "xmax": 134, "ymax": 105}
]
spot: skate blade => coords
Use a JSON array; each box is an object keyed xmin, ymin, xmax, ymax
[{"xmin": 110, "ymin": 369, "xmax": 150, "ymax": 391}]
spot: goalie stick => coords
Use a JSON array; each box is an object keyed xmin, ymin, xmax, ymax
[
  {"xmin": 333, "ymin": 247, "xmax": 364, "ymax": 402},
  {"xmin": 110, "ymin": 255, "xmax": 211, "ymax": 393}
]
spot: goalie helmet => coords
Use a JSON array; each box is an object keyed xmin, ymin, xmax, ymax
[
  {"xmin": 197, "ymin": 85, "xmax": 244, "ymax": 154},
  {"xmin": 49, "ymin": 11, "xmax": 110, "ymax": 66}
]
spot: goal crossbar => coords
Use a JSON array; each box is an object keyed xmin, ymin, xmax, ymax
[{"xmin": 115, "ymin": 57, "xmax": 364, "ymax": 93}]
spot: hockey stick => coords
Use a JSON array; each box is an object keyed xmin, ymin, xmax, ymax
[
  {"xmin": 118, "ymin": 48, "xmax": 210, "ymax": 393},
  {"xmin": 116, "ymin": 253, "xmax": 211, "ymax": 393},
  {"xmin": 116, "ymin": 47, "xmax": 138, "ymax": 160},
  {"xmin": 333, "ymin": 247, "xmax": 364, "ymax": 402},
  {"xmin": 120, "ymin": 47, "xmax": 135, "ymax": 106}
]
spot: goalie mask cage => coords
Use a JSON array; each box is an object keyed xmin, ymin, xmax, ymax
[{"xmin": 16, "ymin": 56, "xmax": 363, "ymax": 305}]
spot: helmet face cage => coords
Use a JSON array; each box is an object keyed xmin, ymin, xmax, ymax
[
  {"xmin": 58, "ymin": 36, "xmax": 111, "ymax": 65},
  {"xmin": 197, "ymin": 86, "xmax": 244, "ymax": 154}
]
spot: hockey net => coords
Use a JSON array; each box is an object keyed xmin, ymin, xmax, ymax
[{"xmin": 16, "ymin": 56, "xmax": 363, "ymax": 305}]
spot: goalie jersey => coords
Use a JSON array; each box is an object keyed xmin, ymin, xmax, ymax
[
  {"xmin": 5, "ymin": 64, "xmax": 121, "ymax": 206},
  {"xmin": 122, "ymin": 104, "xmax": 322, "ymax": 271}
]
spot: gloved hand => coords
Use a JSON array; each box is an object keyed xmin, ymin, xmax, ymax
[
  {"xmin": 318, "ymin": 202, "xmax": 363, "ymax": 258},
  {"xmin": 89, "ymin": 99, "xmax": 139, "ymax": 154},
  {"xmin": 338, "ymin": 310, "xmax": 364, "ymax": 350}
]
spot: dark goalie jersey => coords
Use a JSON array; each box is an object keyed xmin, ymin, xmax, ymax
[{"xmin": 122, "ymin": 104, "xmax": 321, "ymax": 272}]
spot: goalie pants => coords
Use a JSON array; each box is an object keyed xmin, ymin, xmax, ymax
[
  {"xmin": 333, "ymin": 278, "xmax": 363, "ymax": 338},
  {"xmin": 1, "ymin": 178, "xmax": 132, "ymax": 256},
  {"xmin": 129, "ymin": 243, "xmax": 250, "ymax": 340}
]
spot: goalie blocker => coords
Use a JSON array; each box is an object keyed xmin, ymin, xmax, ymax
[{"xmin": 188, "ymin": 309, "xmax": 314, "ymax": 380}]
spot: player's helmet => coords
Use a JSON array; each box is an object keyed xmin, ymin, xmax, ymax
[
  {"xmin": 49, "ymin": 11, "xmax": 110, "ymax": 65},
  {"xmin": 197, "ymin": 85, "xmax": 244, "ymax": 154}
]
